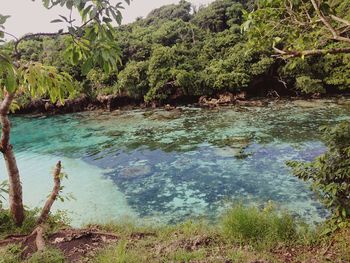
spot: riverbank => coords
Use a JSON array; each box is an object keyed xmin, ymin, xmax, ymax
[
  {"xmin": 0, "ymin": 205, "xmax": 349, "ymax": 262},
  {"xmin": 14, "ymin": 93, "xmax": 350, "ymax": 115}
]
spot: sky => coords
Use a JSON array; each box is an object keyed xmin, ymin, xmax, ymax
[{"xmin": 1, "ymin": 0, "xmax": 214, "ymax": 39}]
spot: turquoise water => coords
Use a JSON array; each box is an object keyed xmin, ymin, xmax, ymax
[{"xmin": 1, "ymin": 99, "xmax": 350, "ymax": 226}]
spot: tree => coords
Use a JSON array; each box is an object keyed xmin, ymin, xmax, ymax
[
  {"xmin": 0, "ymin": 0, "xmax": 129, "ymax": 226},
  {"xmin": 243, "ymin": 0, "xmax": 350, "ymax": 58}
]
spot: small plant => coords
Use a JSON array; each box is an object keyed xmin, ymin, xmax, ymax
[
  {"xmin": 287, "ymin": 121, "xmax": 350, "ymax": 230},
  {"xmin": 167, "ymin": 249, "xmax": 206, "ymax": 262},
  {"xmin": 92, "ymin": 240, "xmax": 141, "ymax": 263},
  {"xmin": 0, "ymin": 244, "xmax": 22, "ymax": 263},
  {"xmin": 221, "ymin": 203, "xmax": 297, "ymax": 248},
  {"xmin": 27, "ymin": 248, "xmax": 66, "ymax": 263}
]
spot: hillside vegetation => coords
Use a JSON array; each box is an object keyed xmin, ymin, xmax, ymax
[{"xmin": 3, "ymin": 0, "xmax": 350, "ymax": 107}]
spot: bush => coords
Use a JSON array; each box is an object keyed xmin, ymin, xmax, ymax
[
  {"xmin": 221, "ymin": 203, "xmax": 297, "ymax": 248},
  {"xmin": 0, "ymin": 209, "xmax": 69, "ymax": 239},
  {"xmin": 295, "ymin": 76, "xmax": 325, "ymax": 94},
  {"xmin": 0, "ymin": 209, "xmax": 37, "ymax": 239},
  {"xmin": 288, "ymin": 122, "xmax": 350, "ymax": 227}
]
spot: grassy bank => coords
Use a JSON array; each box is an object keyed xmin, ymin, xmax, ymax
[{"xmin": 1, "ymin": 204, "xmax": 349, "ymax": 262}]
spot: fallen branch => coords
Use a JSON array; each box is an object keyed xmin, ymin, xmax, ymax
[{"xmin": 37, "ymin": 161, "xmax": 62, "ymax": 225}]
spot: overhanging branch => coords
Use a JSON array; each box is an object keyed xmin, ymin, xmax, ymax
[
  {"xmin": 273, "ymin": 47, "xmax": 350, "ymax": 59},
  {"xmin": 310, "ymin": 0, "xmax": 350, "ymax": 44}
]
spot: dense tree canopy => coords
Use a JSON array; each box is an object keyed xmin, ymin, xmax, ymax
[{"xmin": 1, "ymin": 0, "xmax": 350, "ymax": 106}]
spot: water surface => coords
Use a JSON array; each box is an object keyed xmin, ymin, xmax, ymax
[{"xmin": 1, "ymin": 99, "xmax": 350, "ymax": 226}]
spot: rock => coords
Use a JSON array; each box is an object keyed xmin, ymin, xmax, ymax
[
  {"xmin": 236, "ymin": 100, "xmax": 267, "ymax": 107},
  {"xmin": 217, "ymin": 92, "xmax": 235, "ymax": 104},
  {"xmin": 164, "ymin": 104, "xmax": 176, "ymax": 111},
  {"xmin": 44, "ymin": 101, "xmax": 53, "ymax": 111},
  {"xmin": 292, "ymin": 100, "xmax": 322, "ymax": 108},
  {"xmin": 198, "ymin": 96, "xmax": 208, "ymax": 105},
  {"xmin": 120, "ymin": 165, "xmax": 152, "ymax": 177},
  {"xmin": 199, "ymin": 92, "xmax": 236, "ymax": 107},
  {"xmin": 214, "ymin": 146, "xmax": 243, "ymax": 158},
  {"xmin": 234, "ymin": 91, "xmax": 247, "ymax": 100},
  {"xmin": 150, "ymin": 110, "xmax": 182, "ymax": 120},
  {"xmin": 311, "ymin": 93, "xmax": 322, "ymax": 99},
  {"xmin": 198, "ymin": 96, "xmax": 220, "ymax": 108}
]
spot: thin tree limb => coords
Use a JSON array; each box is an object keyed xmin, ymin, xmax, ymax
[
  {"xmin": 273, "ymin": 47, "xmax": 350, "ymax": 58},
  {"xmin": 330, "ymin": 15, "xmax": 350, "ymax": 27},
  {"xmin": 310, "ymin": 0, "xmax": 350, "ymax": 44},
  {"xmin": 36, "ymin": 161, "xmax": 62, "ymax": 225}
]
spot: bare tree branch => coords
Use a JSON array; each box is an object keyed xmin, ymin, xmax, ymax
[
  {"xmin": 310, "ymin": 0, "xmax": 350, "ymax": 44},
  {"xmin": 273, "ymin": 47, "xmax": 350, "ymax": 58},
  {"xmin": 36, "ymin": 161, "xmax": 62, "ymax": 225},
  {"xmin": 330, "ymin": 15, "xmax": 350, "ymax": 27}
]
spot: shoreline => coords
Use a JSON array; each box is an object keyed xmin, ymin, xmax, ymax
[{"xmin": 13, "ymin": 93, "xmax": 350, "ymax": 116}]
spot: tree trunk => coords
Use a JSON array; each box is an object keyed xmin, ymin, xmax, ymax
[
  {"xmin": 0, "ymin": 92, "xmax": 24, "ymax": 226},
  {"xmin": 37, "ymin": 161, "xmax": 62, "ymax": 225}
]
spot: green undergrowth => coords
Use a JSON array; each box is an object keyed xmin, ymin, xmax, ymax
[
  {"xmin": 0, "ymin": 244, "xmax": 66, "ymax": 263},
  {"xmin": 221, "ymin": 203, "xmax": 317, "ymax": 250},
  {"xmin": 1, "ymin": 204, "xmax": 349, "ymax": 262},
  {"xmin": 91, "ymin": 204, "xmax": 330, "ymax": 263},
  {"xmin": 0, "ymin": 208, "xmax": 69, "ymax": 239}
]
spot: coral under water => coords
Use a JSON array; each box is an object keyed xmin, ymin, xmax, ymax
[{"xmin": 1, "ymin": 99, "xmax": 350, "ymax": 226}]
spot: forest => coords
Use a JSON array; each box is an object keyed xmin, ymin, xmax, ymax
[{"xmin": 2, "ymin": 0, "xmax": 350, "ymax": 110}]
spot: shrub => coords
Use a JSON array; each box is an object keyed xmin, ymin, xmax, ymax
[
  {"xmin": 287, "ymin": 121, "xmax": 350, "ymax": 228},
  {"xmin": 295, "ymin": 76, "xmax": 325, "ymax": 94},
  {"xmin": 221, "ymin": 203, "xmax": 297, "ymax": 248},
  {"xmin": 0, "ymin": 209, "xmax": 37, "ymax": 239}
]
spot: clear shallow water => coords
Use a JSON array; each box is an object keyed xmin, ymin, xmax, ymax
[{"xmin": 1, "ymin": 99, "xmax": 350, "ymax": 226}]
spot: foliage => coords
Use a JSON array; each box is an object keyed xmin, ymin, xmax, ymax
[
  {"xmin": 0, "ymin": 0, "xmax": 131, "ymax": 102},
  {"xmin": 0, "ymin": 209, "xmax": 37, "ymax": 238},
  {"xmin": 288, "ymin": 122, "xmax": 350, "ymax": 227},
  {"xmin": 27, "ymin": 248, "xmax": 66, "ymax": 263},
  {"xmin": 243, "ymin": 0, "xmax": 350, "ymax": 55},
  {"xmin": 3, "ymin": 0, "xmax": 350, "ymax": 104},
  {"xmin": 0, "ymin": 244, "xmax": 22, "ymax": 263},
  {"xmin": 92, "ymin": 240, "xmax": 140, "ymax": 263},
  {"xmin": 295, "ymin": 76, "xmax": 325, "ymax": 94},
  {"xmin": 116, "ymin": 60, "xmax": 149, "ymax": 99},
  {"xmin": 221, "ymin": 203, "xmax": 298, "ymax": 248}
]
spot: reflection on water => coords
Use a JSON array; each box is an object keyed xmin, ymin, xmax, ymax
[{"xmin": 1, "ymin": 99, "xmax": 350, "ymax": 226}]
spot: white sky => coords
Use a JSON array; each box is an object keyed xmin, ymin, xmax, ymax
[{"xmin": 1, "ymin": 0, "xmax": 214, "ymax": 39}]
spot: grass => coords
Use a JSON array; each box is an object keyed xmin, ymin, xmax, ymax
[
  {"xmin": 1, "ymin": 204, "xmax": 350, "ymax": 262},
  {"xmin": 0, "ymin": 210, "xmax": 38, "ymax": 239},
  {"xmin": 221, "ymin": 203, "xmax": 299, "ymax": 249},
  {"xmin": 0, "ymin": 209, "xmax": 69, "ymax": 241}
]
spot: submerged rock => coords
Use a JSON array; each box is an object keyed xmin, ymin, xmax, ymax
[
  {"xmin": 212, "ymin": 136, "xmax": 251, "ymax": 158},
  {"xmin": 120, "ymin": 165, "xmax": 152, "ymax": 177},
  {"xmin": 292, "ymin": 100, "xmax": 324, "ymax": 108},
  {"xmin": 149, "ymin": 109, "xmax": 182, "ymax": 120},
  {"xmin": 214, "ymin": 146, "xmax": 243, "ymax": 158}
]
